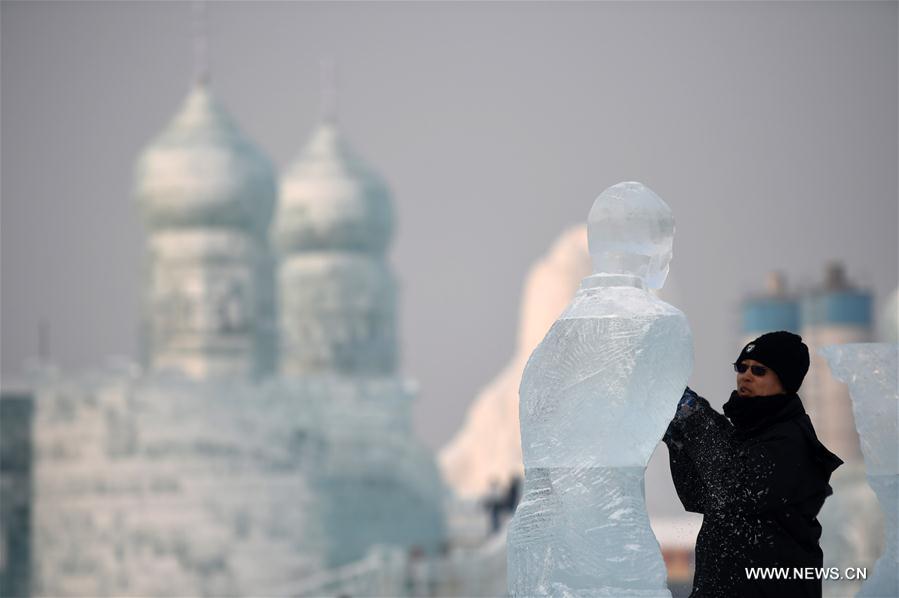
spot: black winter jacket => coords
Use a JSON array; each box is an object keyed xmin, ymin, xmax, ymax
[{"xmin": 663, "ymin": 391, "xmax": 843, "ymax": 598}]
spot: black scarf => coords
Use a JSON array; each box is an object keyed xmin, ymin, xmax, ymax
[{"xmin": 722, "ymin": 391, "xmax": 805, "ymax": 439}]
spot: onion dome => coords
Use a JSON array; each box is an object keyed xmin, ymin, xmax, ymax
[
  {"xmin": 274, "ymin": 123, "xmax": 393, "ymax": 255},
  {"xmin": 134, "ymin": 83, "xmax": 276, "ymax": 236}
]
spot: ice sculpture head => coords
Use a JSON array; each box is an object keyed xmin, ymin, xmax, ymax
[{"xmin": 587, "ymin": 181, "xmax": 674, "ymax": 289}]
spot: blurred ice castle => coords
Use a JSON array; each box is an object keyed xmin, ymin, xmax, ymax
[{"xmin": 0, "ymin": 79, "xmax": 453, "ymax": 597}]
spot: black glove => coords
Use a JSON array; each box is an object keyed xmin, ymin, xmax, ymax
[
  {"xmin": 665, "ymin": 387, "xmax": 699, "ymax": 447},
  {"xmin": 674, "ymin": 386, "xmax": 700, "ymax": 420}
]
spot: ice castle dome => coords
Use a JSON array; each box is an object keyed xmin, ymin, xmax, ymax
[
  {"xmin": 134, "ymin": 83, "xmax": 277, "ymax": 235},
  {"xmin": 273, "ymin": 122, "xmax": 394, "ymax": 255},
  {"xmin": 587, "ymin": 181, "xmax": 675, "ymax": 289}
]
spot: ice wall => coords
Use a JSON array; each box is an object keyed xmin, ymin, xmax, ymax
[
  {"xmin": 29, "ymin": 368, "xmax": 446, "ymax": 595},
  {"xmin": 30, "ymin": 372, "xmax": 323, "ymax": 596}
]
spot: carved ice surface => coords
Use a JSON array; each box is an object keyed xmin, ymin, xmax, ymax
[
  {"xmin": 508, "ymin": 182, "xmax": 693, "ymax": 597},
  {"xmin": 587, "ymin": 181, "xmax": 674, "ymax": 290},
  {"xmin": 820, "ymin": 343, "xmax": 898, "ymax": 598}
]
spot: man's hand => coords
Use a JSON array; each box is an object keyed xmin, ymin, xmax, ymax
[{"xmin": 675, "ymin": 386, "xmax": 700, "ymax": 420}]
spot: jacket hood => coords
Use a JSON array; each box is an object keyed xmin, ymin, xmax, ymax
[{"xmin": 796, "ymin": 412, "xmax": 844, "ymax": 477}]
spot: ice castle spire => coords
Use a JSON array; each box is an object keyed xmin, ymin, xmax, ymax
[
  {"xmin": 133, "ymin": 53, "xmax": 277, "ymax": 378},
  {"xmin": 319, "ymin": 57, "xmax": 338, "ymax": 124},
  {"xmin": 273, "ymin": 73, "xmax": 396, "ymax": 376},
  {"xmin": 192, "ymin": 1, "xmax": 210, "ymax": 87}
]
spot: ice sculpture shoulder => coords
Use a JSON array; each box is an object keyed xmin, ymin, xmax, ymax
[
  {"xmin": 508, "ymin": 182, "xmax": 693, "ymax": 597},
  {"xmin": 522, "ymin": 181, "xmax": 693, "ymax": 468}
]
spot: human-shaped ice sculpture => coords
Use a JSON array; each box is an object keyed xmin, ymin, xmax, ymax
[
  {"xmin": 820, "ymin": 343, "xmax": 898, "ymax": 598},
  {"xmin": 507, "ymin": 181, "xmax": 693, "ymax": 597}
]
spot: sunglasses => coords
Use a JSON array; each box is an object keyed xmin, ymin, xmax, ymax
[{"xmin": 734, "ymin": 363, "xmax": 768, "ymax": 376}]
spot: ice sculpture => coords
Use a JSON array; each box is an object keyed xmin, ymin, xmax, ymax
[
  {"xmin": 820, "ymin": 343, "xmax": 898, "ymax": 598},
  {"xmin": 507, "ymin": 182, "xmax": 692, "ymax": 597}
]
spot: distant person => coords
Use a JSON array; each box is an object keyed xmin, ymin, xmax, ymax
[
  {"xmin": 505, "ymin": 475, "xmax": 522, "ymax": 513},
  {"xmin": 663, "ymin": 331, "xmax": 843, "ymax": 597},
  {"xmin": 485, "ymin": 478, "xmax": 503, "ymax": 533}
]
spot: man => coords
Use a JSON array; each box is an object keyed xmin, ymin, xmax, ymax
[{"xmin": 663, "ymin": 331, "xmax": 843, "ymax": 598}]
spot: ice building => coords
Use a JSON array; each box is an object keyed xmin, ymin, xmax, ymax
[
  {"xmin": 135, "ymin": 83, "xmax": 278, "ymax": 379},
  {"xmin": 29, "ymin": 371, "xmax": 330, "ymax": 596},
  {"xmin": 273, "ymin": 109, "xmax": 445, "ymax": 568},
  {"xmin": 274, "ymin": 117, "xmax": 395, "ymax": 377},
  {"xmin": 22, "ymin": 79, "xmax": 445, "ymax": 596},
  {"xmin": 0, "ymin": 391, "xmax": 33, "ymax": 598},
  {"xmin": 27, "ymin": 83, "xmax": 324, "ymax": 597}
]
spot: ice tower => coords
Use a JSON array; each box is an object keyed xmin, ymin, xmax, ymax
[
  {"xmin": 507, "ymin": 182, "xmax": 692, "ymax": 597},
  {"xmin": 26, "ymin": 17, "xmax": 445, "ymax": 591},
  {"xmin": 271, "ymin": 92, "xmax": 444, "ymax": 567},
  {"xmin": 134, "ymin": 83, "xmax": 277, "ymax": 379},
  {"xmin": 28, "ymin": 82, "xmax": 324, "ymax": 597},
  {"xmin": 273, "ymin": 95, "xmax": 395, "ymax": 376}
]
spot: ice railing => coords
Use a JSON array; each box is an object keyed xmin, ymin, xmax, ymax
[
  {"xmin": 280, "ymin": 524, "xmax": 509, "ymax": 597},
  {"xmin": 272, "ymin": 546, "xmax": 405, "ymax": 597}
]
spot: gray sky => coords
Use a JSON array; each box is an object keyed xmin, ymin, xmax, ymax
[{"xmin": 2, "ymin": 1, "xmax": 897, "ymax": 454}]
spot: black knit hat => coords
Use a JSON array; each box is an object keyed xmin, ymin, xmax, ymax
[{"xmin": 735, "ymin": 331, "xmax": 810, "ymax": 394}]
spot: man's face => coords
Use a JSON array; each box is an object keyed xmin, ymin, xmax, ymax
[{"xmin": 736, "ymin": 359, "xmax": 785, "ymax": 397}]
